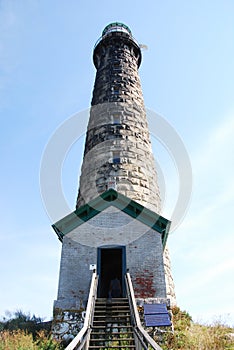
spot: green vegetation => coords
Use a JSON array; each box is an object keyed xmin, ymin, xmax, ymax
[
  {"xmin": 161, "ymin": 306, "xmax": 234, "ymax": 350},
  {"xmin": 0, "ymin": 308, "xmax": 233, "ymax": 349},
  {"xmin": 0, "ymin": 311, "xmax": 62, "ymax": 350},
  {"xmin": 0, "ymin": 310, "xmax": 48, "ymax": 337},
  {"xmin": 0, "ymin": 330, "xmax": 62, "ymax": 350}
]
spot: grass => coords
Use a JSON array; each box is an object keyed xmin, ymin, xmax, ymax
[
  {"xmin": 0, "ymin": 330, "xmax": 62, "ymax": 350},
  {"xmin": 0, "ymin": 308, "xmax": 233, "ymax": 349},
  {"xmin": 160, "ymin": 306, "xmax": 234, "ymax": 350}
]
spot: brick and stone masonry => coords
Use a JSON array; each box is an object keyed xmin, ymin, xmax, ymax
[{"xmin": 76, "ymin": 23, "xmax": 176, "ymax": 304}]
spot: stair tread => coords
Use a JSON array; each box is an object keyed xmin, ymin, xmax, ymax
[
  {"xmin": 94, "ymin": 315, "xmax": 130, "ymax": 322},
  {"xmin": 95, "ymin": 310, "xmax": 130, "ymax": 314},
  {"xmin": 94, "ymin": 315, "xmax": 130, "ymax": 318},
  {"xmin": 96, "ymin": 301, "xmax": 128, "ymax": 303},
  {"xmin": 91, "ymin": 332, "xmax": 133, "ymax": 336},
  {"xmin": 95, "ymin": 310, "xmax": 129, "ymax": 313},
  {"xmin": 95, "ymin": 304, "xmax": 129, "ymax": 307},
  {"xmin": 92, "ymin": 325, "xmax": 133, "ymax": 329},
  {"xmin": 95, "ymin": 306, "xmax": 130, "ymax": 308},
  {"xmin": 96, "ymin": 300, "xmax": 129, "ymax": 302},
  {"xmin": 94, "ymin": 320, "xmax": 131, "ymax": 323},
  {"xmin": 93, "ymin": 322, "xmax": 131, "ymax": 325},
  {"xmin": 88, "ymin": 298, "xmax": 136, "ymax": 350},
  {"xmin": 90, "ymin": 333, "xmax": 134, "ymax": 342},
  {"xmin": 96, "ymin": 298, "xmax": 128, "ymax": 301},
  {"xmin": 89, "ymin": 346, "xmax": 136, "ymax": 349},
  {"xmin": 95, "ymin": 309, "xmax": 130, "ymax": 312},
  {"xmin": 96, "ymin": 304, "xmax": 129, "ymax": 306},
  {"xmin": 95, "ymin": 312, "xmax": 130, "ymax": 314}
]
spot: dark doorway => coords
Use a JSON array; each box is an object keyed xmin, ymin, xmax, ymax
[{"xmin": 97, "ymin": 247, "xmax": 125, "ymax": 298}]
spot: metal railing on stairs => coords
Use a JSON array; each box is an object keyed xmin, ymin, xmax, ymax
[
  {"xmin": 65, "ymin": 270, "xmax": 98, "ymax": 350},
  {"xmin": 125, "ymin": 272, "xmax": 163, "ymax": 350}
]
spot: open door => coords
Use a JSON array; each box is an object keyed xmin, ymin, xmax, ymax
[{"xmin": 97, "ymin": 246, "xmax": 126, "ymax": 298}]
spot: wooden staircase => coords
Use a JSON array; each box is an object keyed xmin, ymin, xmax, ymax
[
  {"xmin": 64, "ymin": 273, "xmax": 163, "ymax": 350},
  {"xmin": 89, "ymin": 298, "xmax": 136, "ymax": 350}
]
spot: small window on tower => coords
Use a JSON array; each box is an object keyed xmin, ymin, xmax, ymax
[
  {"xmin": 112, "ymin": 85, "xmax": 120, "ymax": 95},
  {"xmin": 113, "ymin": 151, "xmax": 120, "ymax": 164},
  {"xmin": 112, "ymin": 113, "xmax": 121, "ymax": 124},
  {"xmin": 113, "ymin": 61, "xmax": 120, "ymax": 69}
]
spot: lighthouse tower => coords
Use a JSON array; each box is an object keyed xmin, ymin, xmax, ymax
[
  {"xmin": 52, "ymin": 23, "xmax": 175, "ymax": 340},
  {"xmin": 76, "ymin": 22, "xmax": 161, "ymax": 213}
]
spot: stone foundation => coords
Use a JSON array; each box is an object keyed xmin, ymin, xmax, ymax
[{"xmin": 52, "ymin": 308, "xmax": 85, "ymax": 343}]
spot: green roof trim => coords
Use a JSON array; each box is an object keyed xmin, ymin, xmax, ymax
[{"xmin": 52, "ymin": 189, "xmax": 171, "ymax": 249}]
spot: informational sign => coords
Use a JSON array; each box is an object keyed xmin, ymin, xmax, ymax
[{"xmin": 144, "ymin": 304, "xmax": 172, "ymax": 327}]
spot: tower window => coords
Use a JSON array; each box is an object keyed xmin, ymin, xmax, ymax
[
  {"xmin": 113, "ymin": 151, "xmax": 120, "ymax": 164},
  {"xmin": 112, "ymin": 85, "xmax": 120, "ymax": 95},
  {"xmin": 113, "ymin": 61, "xmax": 121, "ymax": 69},
  {"xmin": 112, "ymin": 113, "xmax": 121, "ymax": 124}
]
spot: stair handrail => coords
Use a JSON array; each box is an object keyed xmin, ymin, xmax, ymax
[
  {"xmin": 125, "ymin": 272, "xmax": 163, "ymax": 350},
  {"xmin": 65, "ymin": 270, "xmax": 98, "ymax": 350}
]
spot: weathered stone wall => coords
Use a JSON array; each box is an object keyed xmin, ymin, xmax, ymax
[
  {"xmin": 163, "ymin": 246, "xmax": 176, "ymax": 306},
  {"xmin": 92, "ymin": 33, "xmax": 142, "ymax": 105},
  {"xmin": 77, "ymin": 103, "xmax": 161, "ymax": 213},
  {"xmin": 55, "ymin": 238, "xmax": 96, "ymax": 311},
  {"xmin": 76, "ymin": 29, "xmax": 161, "ymax": 213},
  {"xmin": 53, "ymin": 27, "xmax": 176, "ymax": 340},
  {"xmin": 127, "ymin": 230, "xmax": 166, "ymax": 299},
  {"xmin": 55, "ymin": 207, "xmax": 166, "ymax": 306},
  {"xmin": 53, "ymin": 206, "xmax": 168, "ymax": 339},
  {"xmin": 52, "ymin": 309, "xmax": 84, "ymax": 344},
  {"xmin": 75, "ymin": 26, "xmax": 176, "ymax": 305}
]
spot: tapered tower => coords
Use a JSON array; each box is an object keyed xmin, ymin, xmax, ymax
[
  {"xmin": 52, "ymin": 23, "xmax": 175, "ymax": 341},
  {"xmin": 76, "ymin": 23, "xmax": 161, "ymax": 213},
  {"xmin": 76, "ymin": 22, "xmax": 175, "ymax": 302}
]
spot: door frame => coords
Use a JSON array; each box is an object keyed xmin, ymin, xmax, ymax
[{"xmin": 97, "ymin": 245, "xmax": 126, "ymax": 297}]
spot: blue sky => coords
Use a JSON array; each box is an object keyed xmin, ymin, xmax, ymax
[{"xmin": 0, "ymin": 1, "xmax": 234, "ymax": 325}]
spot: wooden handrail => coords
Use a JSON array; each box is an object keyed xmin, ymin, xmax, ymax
[
  {"xmin": 125, "ymin": 272, "xmax": 163, "ymax": 350},
  {"xmin": 65, "ymin": 270, "xmax": 98, "ymax": 350}
]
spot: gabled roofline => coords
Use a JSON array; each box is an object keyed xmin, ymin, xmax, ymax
[{"xmin": 52, "ymin": 189, "xmax": 171, "ymax": 249}]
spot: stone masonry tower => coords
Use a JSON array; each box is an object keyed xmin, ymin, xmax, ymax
[
  {"xmin": 52, "ymin": 23, "xmax": 176, "ymax": 340},
  {"xmin": 76, "ymin": 22, "xmax": 176, "ymax": 303},
  {"xmin": 77, "ymin": 23, "xmax": 160, "ymax": 213}
]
